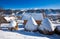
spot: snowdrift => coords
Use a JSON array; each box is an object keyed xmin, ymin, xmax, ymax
[
  {"xmin": 38, "ymin": 18, "xmax": 54, "ymax": 35},
  {"xmin": 25, "ymin": 17, "xmax": 38, "ymax": 32}
]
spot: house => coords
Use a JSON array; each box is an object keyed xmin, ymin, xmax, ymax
[
  {"xmin": 31, "ymin": 13, "xmax": 44, "ymax": 26},
  {"xmin": 8, "ymin": 20, "xmax": 18, "ymax": 31},
  {"xmin": 0, "ymin": 15, "xmax": 9, "ymax": 28},
  {"xmin": 22, "ymin": 13, "xmax": 30, "ymax": 25},
  {"xmin": 38, "ymin": 18, "xmax": 54, "ymax": 35},
  {"xmin": 22, "ymin": 13, "xmax": 44, "ymax": 26},
  {"xmin": 4, "ymin": 16, "xmax": 16, "ymax": 22},
  {"xmin": 0, "ymin": 16, "xmax": 9, "ymax": 24},
  {"xmin": 25, "ymin": 16, "xmax": 38, "ymax": 32}
]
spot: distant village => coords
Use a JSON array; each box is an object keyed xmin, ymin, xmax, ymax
[{"xmin": 0, "ymin": 8, "xmax": 60, "ymax": 15}]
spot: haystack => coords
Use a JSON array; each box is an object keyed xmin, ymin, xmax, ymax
[
  {"xmin": 38, "ymin": 18, "xmax": 54, "ymax": 35},
  {"xmin": 25, "ymin": 16, "xmax": 38, "ymax": 32}
]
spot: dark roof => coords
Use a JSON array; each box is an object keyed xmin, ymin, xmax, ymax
[{"xmin": 0, "ymin": 16, "xmax": 9, "ymax": 24}]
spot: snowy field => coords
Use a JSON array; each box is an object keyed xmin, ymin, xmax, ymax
[
  {"xmin": 0, "ymin": 24, "xmax": 60, "ymax": 39},
  {"xmin": 1, "ymin": 13, "xmax": 60, "ymax": 39}
]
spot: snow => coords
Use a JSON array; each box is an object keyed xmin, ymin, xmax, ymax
[
  {"xmin": 1, "ymin": 23, "xmax": 10, "ymax": 27},
  {"xmin": 56, "ymin": 26, "xmax": 60, "ymax": 31},
  {"xmin": 25, "ymin": 16, "xmax": 38, "ymax": 31},
  {"xmin": 9, "ymin": 20, "xmax": 17, "ymax": 27},
  {"xmin": 48, "ymin": 18, "xmax": 56, "ymax": 31},
  {"xmin": 0, "ymin": 13, "xmax": 60, "ymax": 39},
  {"xmin": 4, "ymin": 17, "xmax": 11, "ymax": 22},
  {"xmin": 31, "ymin": 13, "xmax": 44, "ymax": 20},
  {"xmin": 47, "ymin": 13, "xmax": 60, "ymax": 16},
  {"xmin": 38, "ymin": 18, "xmax": 55, "ymax": 32},
  {"xmin": 51, "ymin": 21, "xmax": 60, "ymax": 31},
  {"xmin": 17, "ymin": 20, "xmax": 24, "ymax": 24},
  {"xmin": 0, "ymin": 24, "xmax": 60, "ymax": 39},
  {"xmin": 4, "ymin": 17, "xmax": 16, "ymax": 22},
  {"xmin": 22, "ymin": 13, "xmax": 31, "ymax": 20},
  {"xmin": 22, "ymin": 13, "xmax": 44, "ymax": 21}
]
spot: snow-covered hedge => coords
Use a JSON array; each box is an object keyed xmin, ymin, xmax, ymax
[
  {"xmin": 38, "ymin": 18, "xmax": 54, "ymax": 35},
  {"xmin": 25, "ymin": 17, "xmax": 38, "ymax": 32}
]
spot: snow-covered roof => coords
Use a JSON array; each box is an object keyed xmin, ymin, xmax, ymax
[
  {"xmin": 22, "ymin": 13, "xmax": 44, "ymax": 21},
  {"xmin": 22, "ymin": 13, "xmax": 31, "ymax": 20},
  {"xmin": 31, "ymin": 17, "xmax": 38, "ymax": 25},
  {"xmin": 48, "ymin": 18, "xmax": 56, "ymax": 31},
  {"xmin": 31, "ymin": 13, "xmax": 44, "ymax": 20},
  {"xmin": 26, "ymin": 16, "xmax": 38, "ymax": 26},
  {"xmin": 4, "ymin": 16, "xmax": 16, "ymax": 22},
  {"xmin": 25, "ymin": 16, "xmax": 38, "ymax": 31},
  {"xmin": 39, "ymin": 18, "xmax": 55, "ymax": 31}
]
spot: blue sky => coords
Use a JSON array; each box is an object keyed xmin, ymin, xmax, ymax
[{"xmin": 0, "ymin": 0, "xmax": 60, "ymax": 9}]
